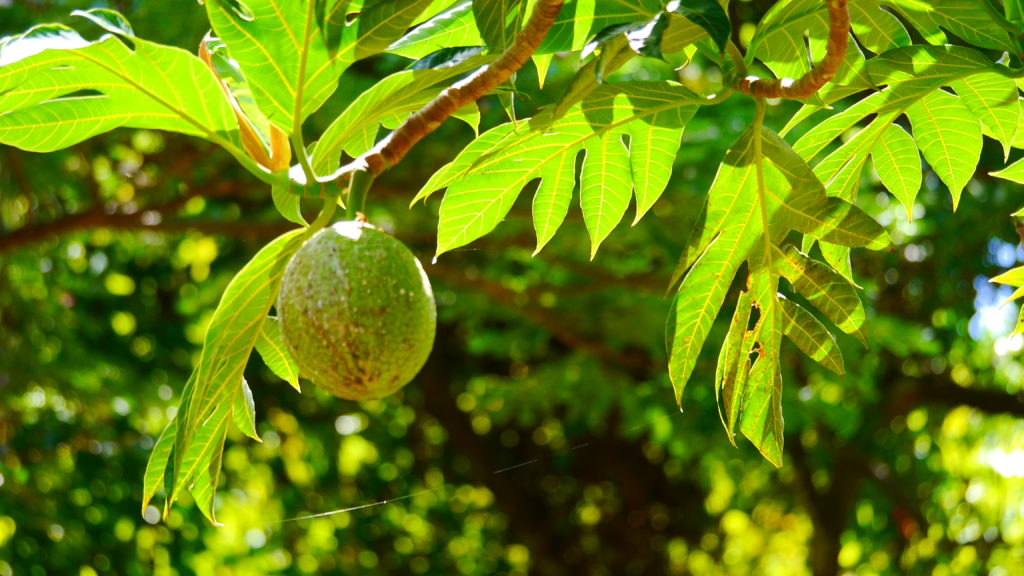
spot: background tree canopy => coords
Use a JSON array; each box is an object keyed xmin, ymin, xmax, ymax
[{"xmin": 1, "ymin": 1, "xmax": 1024, "ymax": 575}]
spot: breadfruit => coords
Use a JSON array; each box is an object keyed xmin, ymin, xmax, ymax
[{"xmin": 277, "ymin": 221, "xmax": 436, "ymax": 400}]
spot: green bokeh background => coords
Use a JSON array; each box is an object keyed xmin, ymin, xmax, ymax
[{"xmin": 1, "ymin": 2, "xmax": 1023, "ymax": 575}]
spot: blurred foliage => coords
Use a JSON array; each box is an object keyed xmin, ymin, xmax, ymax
[{"xmin": 2, "ymin": 1, "xmax": 1024, "ymax": 576}]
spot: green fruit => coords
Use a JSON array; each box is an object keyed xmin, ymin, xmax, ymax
[{"xmin": 277, "ymin": 221, "xmax": 436, "ymax": 400}]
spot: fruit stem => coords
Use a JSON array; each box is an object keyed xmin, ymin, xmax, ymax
[
  {"xmin": 346, "ymin": 169, "xmax": 374, "ymax": 220},
  {"xmin": 309, "ymin": 196, "xmax": 338, "ymax": 234}
]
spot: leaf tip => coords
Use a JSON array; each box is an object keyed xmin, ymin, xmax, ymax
[
  {"xmin": 855, "ymin": 328, "xmax": 869, "ymax": 349},
  {"xmin": 533, "ymin": 235, "xmax": 552, "ymax": 257},
  {"xmin": 951, "ymin": 190, "xmax": 962, "ymax": 212}
]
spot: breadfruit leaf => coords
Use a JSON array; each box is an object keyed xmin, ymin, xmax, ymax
[
  {"xmin": 167, "ymin": 228, "xmax": 307, "ymax": 520},
  {"xmin": 870, "ymin": 124, "xmax": 921, "ymax": 220},
  {"xmin": 203, "ymin": 0, "xmax": 437, "ymax": 131},
  {"xmin": 779, "ymin": 297, "xmax": 845, "ymax": 376},
  {"xmin": 255, "ymin": 317, "xmax": 302, "ymax": 391},
  {"xmin": 416, "ymin": 82, "xmax": 699, "ymax": 257},
  {"xmin": 473, "ymin": 0, "xmax": 526, "ymax": 52},
  {"xmin": 950, "ymin": 73, "xmax": 1020, "ymax": 160},
  {"xmin": 885, "ymin": 0, "xmax": 1014, "ymax": 51},
  {"xmin": 666, "ymin": 125, "xmax": 888, "ymax": 464},
  {"xmin": 904, "ymin": 90, "xmax": 982, "ymax": 211},
  {"xmin": 185, "ymin": 405, "xmax": 231, "ymax": 525},
  {"xmin": 0, "ymin": 9, "xmax": 241, "ymax": 152},
  {"xmin": 310, "ymin": 52, "xmax": 492, "ymax": 174},
  {"xmin": 232, "ymin": 378, "xmax": 260, "ymax": 442},
  {"xmin": 388, "ymin": 2, "xmax": 484, "ymax": 59},
  {"xmin": 785, "ymin": 45, "xmax": 996, "ymax": 280},
  {"xmin": 991, "ymin": 157, "xmax": 1024, "ymax": 184}
]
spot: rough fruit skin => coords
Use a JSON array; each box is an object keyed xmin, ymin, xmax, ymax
[{"xmin": 277, "ymin": 221, "xmax": 436, "ymax": 400}]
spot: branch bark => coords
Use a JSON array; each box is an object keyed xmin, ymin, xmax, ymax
[
  {"xmin": 0, "ymin": 182, "xmax": 289, "ymax": 253},
  {"xmin": 428, "ymin": 263, "xmax": 652, "ymax": 373},
  {"xmin": 329, "ymin": 0, "xmax": 564, "ymax": 180},
  {"xmin": 734, "ymin": 0, "xmax": 849, "ymax": 100}
]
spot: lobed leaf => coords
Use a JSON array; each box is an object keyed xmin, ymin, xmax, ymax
[
  {"xmin": 310, "ymin": 52, "xmax": 492, "ymax": 173},
  {"xmin": 203, "ymin": 0, "xmax": 335, "ymax": 130},
  {"xmin": 886, "ymin": 0, "xmax": 1013, "ymax": 52},
  {"xmin": 905, "ymin": 90, "xmax": 981, "ymax": 211},
  {"xmin": 537, "ymin": 0, "xmax": 663, "ymax": 54},
  {"xmin": 169, "ymin": 228, "xmax": 307, "ymax": 516},
  {"xmin": 0, "ymin": 10, "xmax": 240, "ymax": 152},
  {"xmin": 580, "ymin": 132, "xmax": 633, "ymax": 258},
  {"xmin": 870, "ymin": 124, "xmax": 922, "ymax": 219},
  {"xmin": 774, "ymin": 244, "xmax": 867, "ymax": 344},
  {"xmin": 991, "ymin": 266, "xmax": 1024, "ymax": 288},
  {"xmin": 271, "ymin": 183, "xmax": 309, "ymax": 226},
  {"xmin": 668, "ymin": 126, "xmax": 883, "ymax": 462},
  {"xmin": 354, "ymin": 0, "xmax": 444, "ymax": 59},
  {"xmin": 779, "ymin": 297, "xmax": 845, "ymax": 376},
  {"xmin": 141, "ymin": 415, "xmax": 179, "ymax": 515},
  {"xmin": 949, "ymin": 73, "xmax": 1020, "ymax": 160},
  {"xmin": 255, "ymin": 316, "xmax": 301, "ymax": 391},
  {"xmin": 205, "ymin": 0, "xmax": 435, "ymax": 132},
  {"xmin": 740, "ymin": 267, "xmax": 784, "ymax": 467},
  {"xmin": 232, "ymin": 378, "xmax": 260, "ymax": 441},
  {"xmin": 418, "ymin": 82, "xmax": 699, "ymax": 257},
  {"xmin": 716, "ymin": 290, "xmax": 754, "ymax": 443},
  {"xmin": 473, "ymin": 0, "xmax": 525, "ymax": 51},
  {"xmin": 667, "ymin": 0, "xmax": 730, "ymax": 51},
  {"xmin": 181, "ymin": 403, "xmax": 231, "ymax": 525},
  {"xmin": 388, "ymin": 2, "xmax": 483, "ymax": 59},
  {"xmin": 991, "ymin": 157, "xmax": 1024, "ymax": 184}
]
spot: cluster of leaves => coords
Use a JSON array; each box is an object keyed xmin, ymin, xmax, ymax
[
  {"xmin": 0, "ymin": 0, "xmax": 456, "ymax": 523},
  {"xmin": 4, "ymin": 0, "xmax": 1024, "ymax": 521},
  {"xmin": 410, "ymin": 0, "xmax": 1024, "ymax": 464}
]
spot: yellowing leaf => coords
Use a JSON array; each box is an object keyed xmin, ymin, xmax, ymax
[{"xmin": 667, "ymin": 126, "xmax": 885, "ymax": 463}]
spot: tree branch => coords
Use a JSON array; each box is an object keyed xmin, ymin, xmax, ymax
[
  {"xmin": 900, "ymin": 376, "xmax": 1024, "ymax": 417},
  {"xmin": 0, "ymin": 182, "xmax": 289, "ymax": 253},
  {"xmin": 734, "ymin": 0, "xmax": 849, "ymax": 100},
  {"xmin": 328, "ymin": 0, "xmax": 564, "ymax": 180},
  {"xmin": 428, "ymin": 263, "xmax": 652, "ymax": 372}
]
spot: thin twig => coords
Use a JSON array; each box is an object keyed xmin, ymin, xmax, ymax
[
  {"xmin": 325, "ymin": 0, "xmax": 564, "ymax": 181},
  {"xmin": 735, "ymin": 0, "xmax": 849, "ymax": 100},
  {"xmin": 0, "ymin": 183, "xmax": 263, "ymax": 253}
]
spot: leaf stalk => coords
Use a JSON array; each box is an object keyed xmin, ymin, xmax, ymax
[{"xmin": 345, "ymin": 169, "xmax": 375, "ymax": 220}]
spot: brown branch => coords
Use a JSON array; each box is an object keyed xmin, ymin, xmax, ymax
[
  {"xmin": 735, "ymin": 0, "xmax": 849, "ymax": 100},
  {"xmin": 330, "ymin": 0, "xmax": 564, "ymax": 179},
  {"xmin": 0, "ymin": 182, "xmax": 285, "ymax": 253},
  {"xmin": 0, "ymin": 208, "xmax": 292, "ymax": 253},
  {"xmin": 896, "ymin": 376, "xmax": 1024, "ymax": 417},
  {"xmin": 428, "ymin": 263, "xmax": 652, "ymax": 372}
]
